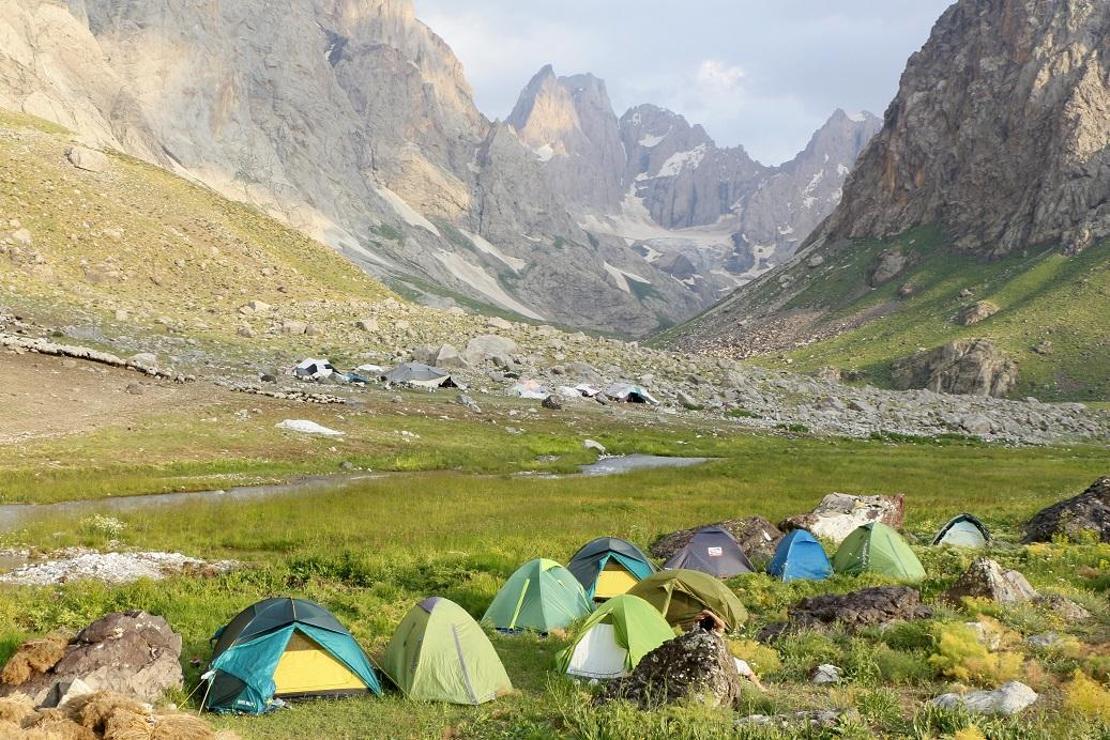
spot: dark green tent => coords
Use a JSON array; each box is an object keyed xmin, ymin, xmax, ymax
[
  {"xmin": 832, "ymin": 523, "xmax": 926, "ymax": 581},
  {"xmin": 203, "ymin": 598, "xmax": 381, "ymax": 714},
  {"xmin": 626, "ymin": 569, "xmax": 747, "ymax": 630},
  {"xmin": 382, "ymin": 597, "xmax": 511, "ymax": 705}
]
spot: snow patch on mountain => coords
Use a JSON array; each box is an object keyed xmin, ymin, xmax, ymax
[{"xmin": 657, "ymin": 144, "xmax": 708, "ymax": 177}]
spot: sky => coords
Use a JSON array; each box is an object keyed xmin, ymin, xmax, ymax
[{"xmin": 413, "ymin": 0, "xmax": 953, "ymax": 165}]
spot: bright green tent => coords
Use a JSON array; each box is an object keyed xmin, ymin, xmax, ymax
[
  {"xmin": 832, "ymin": 522, "xmax": 926, "ymax": 581},
  {"xmin": 382, "ymin": 597, "xmax": 511, "ymax": 705},
  {"xmin": 555, "ymin": 594, "xmax": 674, "ymax": 679},
  {"xmin": 482, "ymin": 558, "xmax": 593, "ymax": 632},
  {"xmin": 626, "ymin": 569, "xmax": 747, "ymax": 630}
]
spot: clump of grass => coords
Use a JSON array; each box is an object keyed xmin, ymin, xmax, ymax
[
  {"xmin": 928, "ymin": 622, "xmax": 1023, "ymax": 685},
  {"xmin": 728, "ymin": 639, "xmax": 782, "ymax": 676},
  {"xmin": 1064, "ymin": 670, "xmax": 1110, "ymax": 721}
]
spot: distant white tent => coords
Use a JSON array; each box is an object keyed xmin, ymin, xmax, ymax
[
  {"xmin": 932, "ymin": 514, "xmax": 990, "ymax": 548},
  {"xmin": 382, "ymin": 363, "xmax": 456, "ymax": 389},
  {"xmin": 510, "ymin": 379, "xmax": 549, "ymax": 400},
  {"xmin": 604, "ymin": 383, "xmax": 659, "ymax": 405},
  {"xmin": 293, "ymin": 358, "xmax": 335, "ymax": 381}
]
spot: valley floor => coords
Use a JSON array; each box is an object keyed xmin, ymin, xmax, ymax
[{"xmin": 0, "ymin": 351, "xmax": 1107, "ymax": 739}]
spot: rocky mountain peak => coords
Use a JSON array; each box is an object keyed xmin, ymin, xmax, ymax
[
  {"xmin": 820, "ymin": 0, "xmax": 1109, "ymax": 255},
  {"xmin": 507, "ymin": 65, "xmax": 625, "ymax": 211}
]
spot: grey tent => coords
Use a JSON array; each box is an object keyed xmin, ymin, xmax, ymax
[
  {"xmin": 604, "ymin": 383, "xmax": 659, "ymax": 405},
  {"xmin": 932, "ymin": 514, "xmax": 990, "ymax": 548},
  {"xmin": 663, "ymin": 526, "xmax": 755, "ymax": 578},
  {"xmin": 381, "ymin": 363, "xmax": 457, "ymax": 389}
]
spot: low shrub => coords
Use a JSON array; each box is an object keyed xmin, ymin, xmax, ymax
[
  {"xmin": 1064, "ymin": 670, "xmax": 1110, "ymax": 721},
  {"xmin": 928, "ymin": 622, "xmax": 1023, "ymax": 685},
  {"xmin": 728, "ymin": 639, "xmax": 782, "ymax": 676}
]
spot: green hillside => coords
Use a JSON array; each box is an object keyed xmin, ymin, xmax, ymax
[
  {"xmin": 665, "ymin": 225, "xmax": 1108, "ymax": 402},
  {"xmin": 770, "ymin": 230, "xmax": 1108, "ymax": 400}
]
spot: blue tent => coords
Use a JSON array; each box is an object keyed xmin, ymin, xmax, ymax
[
  {"xmin": 767, "ymin": 529, "xmax": 832, "ymax": 582},
  {"xmin": 203, "ymin": 598, "xmax": 381, "ymax": 714}
]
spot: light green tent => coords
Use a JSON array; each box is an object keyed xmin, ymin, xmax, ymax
[
  {"xmin": 482, "ymin": 558, "xmax": 593, "ymax": 632},
  {"xmin": 555, "ymin": 594, "xmax": 674, "ymax": 679},
  {"xmin": 832, "ymin": 522, "xmax": 926, "ymax": 581},
  {"xmin": 626, "ymin": 569, "xmax": 747, "ymax": 630},
  {"xmin": 381, "ymin": 597, "xmax": 511, "ymax": 705}
]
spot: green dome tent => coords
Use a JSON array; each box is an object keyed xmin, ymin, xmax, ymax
[
  {"xmin": 567, "ymin": 537, "xmax": 657, "ymax": 601},
  {"xmin": 932, "ymin": 513, "xmax": 990, "ymax": 548},
  {"xmin": 203, "ymin": 598, "xmax": 381, "ymax": 714},
  {"xmin": 382, "ymin": 597, "xmax": 511, "ymax": 705},
  {"xmin": 832, "ymin": 523, "xmax": 926, "ymax": 581},
  {"xmin": 626, "ymin": 569, "xmax": 747, "ymax": 630},
  {"xmin": 482, "ymin": 558, "xmax": 593, "ymax": 632},
  {"xmin": 555, "ymin": 594, "xmax": 674, "ymax": 679}
]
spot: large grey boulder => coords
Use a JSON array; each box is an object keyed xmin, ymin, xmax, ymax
[
  {"xmin": 891, "ymin": 339, "xmax": 1018, "ymax": 397},
  {"xmin": 413, "ymin": 343, "xmax": 466, "ymax": 369},
  {"xmin": 958, "ymin": 300, "xmax": 1000, "ymax": 326},
  {"xmin": 780, "ymin": 493, "xmax": 904, "ymax": 544},
  {"xmin": 942, "ymin": 558, "xmax": 1037, "ymax": 604},
  {"xmin": 0, "ymin": 611, "xmax": 183, "ymax": 704},
  {"xmin": 931, "ymin": 681, "xmax": 1038, "ymax": 716},
  {"xmin": 597, "ymin": 630, "xmax": 743, "ymax": 710},
  {"xmin": 869, "ymin": 249, "xmax": 907, "ymax": 286},
  {"xmin": 65, "ymin": 145, "xmax": 110, "ymax": 173},
  {"xmin": 1023, "ymin": 477, "xmax": 1109, "ymax": 544},
  {"xmin": 462, "ymin": 335, "xmax": 518, "ymax": 366}
]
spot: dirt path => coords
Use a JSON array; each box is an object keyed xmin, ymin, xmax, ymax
[{"xmin": 0, "ymin": 351, "xmax": 222, "ymax": 444}]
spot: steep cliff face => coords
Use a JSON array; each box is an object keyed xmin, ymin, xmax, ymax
[
  {"xmin": 666, "ymin": 0, "xmax": 1109, "ymax": 400},
  {"xmin": 0, "ymin": 0, "xmax": 703, "ymax": 334},
  {"xmin": 619, "ymin": 104, "xmax": 769, "ymax": 230},
  {"xmin": 507, "ymin": 66, "xmax": 626, "ymax": 212},
  {"xmin": 822, "ymin": 0, "xmax": 1109, "ymax": 255}
]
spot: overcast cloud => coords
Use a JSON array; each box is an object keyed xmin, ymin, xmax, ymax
[{"xmin": 413, "ymin": 1, "xmax": 953, "ymax": 165}]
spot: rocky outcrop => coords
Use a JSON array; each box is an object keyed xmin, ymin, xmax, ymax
[
  {"xmin": 0, "ymin": 612, "xmax": 183, "ymax": 705},
  {"xmin": 958, "ymin": 301, "xmax": 1000, "ymax": 326},
  {"xmin": 780, "ymin": 493, "xmax": 905, "ymax": 543},
  {"xmin": 891, "ymin": 339, "xmax": 1018, "ymax": 397},
  {"xmin": 597, "ymin": 630, "xmax": 742, "ymax": 710},
  {"xmin": 821, "ymin": 0, "xmax": 1109, "ymax": 255},
  {"xmin": 507, "ymin": 66, "xmax": 625, "ymax": 213},
  {"xmin": 650, "ymin": 517, "xmax": 783, "ymax": 562},
  {"xmin": 769, "ymin": 586, "xmax": 931, "ymax": 636},
  {"xmin": 1023, "ymin": 477, "xmax": 1110, "ymax": 543},
  {"xmin": 942, "ymin": 558, "xmax": 1038, "ymax": 604}
]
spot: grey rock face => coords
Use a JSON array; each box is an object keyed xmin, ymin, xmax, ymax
[
  {"xmin": 508, "ymin": 66, "xmax": 625, "ymax": 212},
  {"xmin": 1023, "ymin": 476, "xmax": 1110, "ymax": 543},
  {"xmin": 780, "ymin": 492, "xmax": 905, "ymax": 544},
  {"xmin": 822, "ymin": 0, "xmax": 1109, "ymax": 255},
  {"xmin": 0, "ymin": 611, "xmax": 183, "ymax": 705},
  {"xmin": 942, "ymin": 558, "xmax": 1038, "ymax": 604},
  {"xmin": 892, "ymin": 339, "xmax": 1018, "ymax": 397},
  {"xmin": 931, "ymin": 681, "xmax": 1038, "ymax": 716},
  {"xmin": 597, "ymin": 630, "xmax": 743, "ymax": 710}
]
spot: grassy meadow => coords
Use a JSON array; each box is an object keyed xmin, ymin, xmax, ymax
[{"xmin": 1, "ymin": 406, "xmax": 1107, "ymax": 739}]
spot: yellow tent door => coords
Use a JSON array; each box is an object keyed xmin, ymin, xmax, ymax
[
  {"xmin": 594, "ymin": 560, "xmax": 638, "ymax": 600},
  {"xmin": 272, "ymin": 632, "xmax": 366, "ymax": 696}
]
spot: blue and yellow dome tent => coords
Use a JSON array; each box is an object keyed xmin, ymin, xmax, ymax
[{"xmin": 202, "ymin": 598, "xmax": 381, "ymax": 714}]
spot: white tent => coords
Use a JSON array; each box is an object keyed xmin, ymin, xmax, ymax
[
  {"xmin": 293, "ymin": 358, "xmax": 335, "ymax": 381},
  {"xmin": 509, "ymin": 379, "xmax": 549, "ymax": 400},
  {"xmin": 604, "ymin": 383, "xmax": 659, "ymax": 405},
  {"xmin": 565, "ymin": 623, "xmax": 628, "ymax": 680}
]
